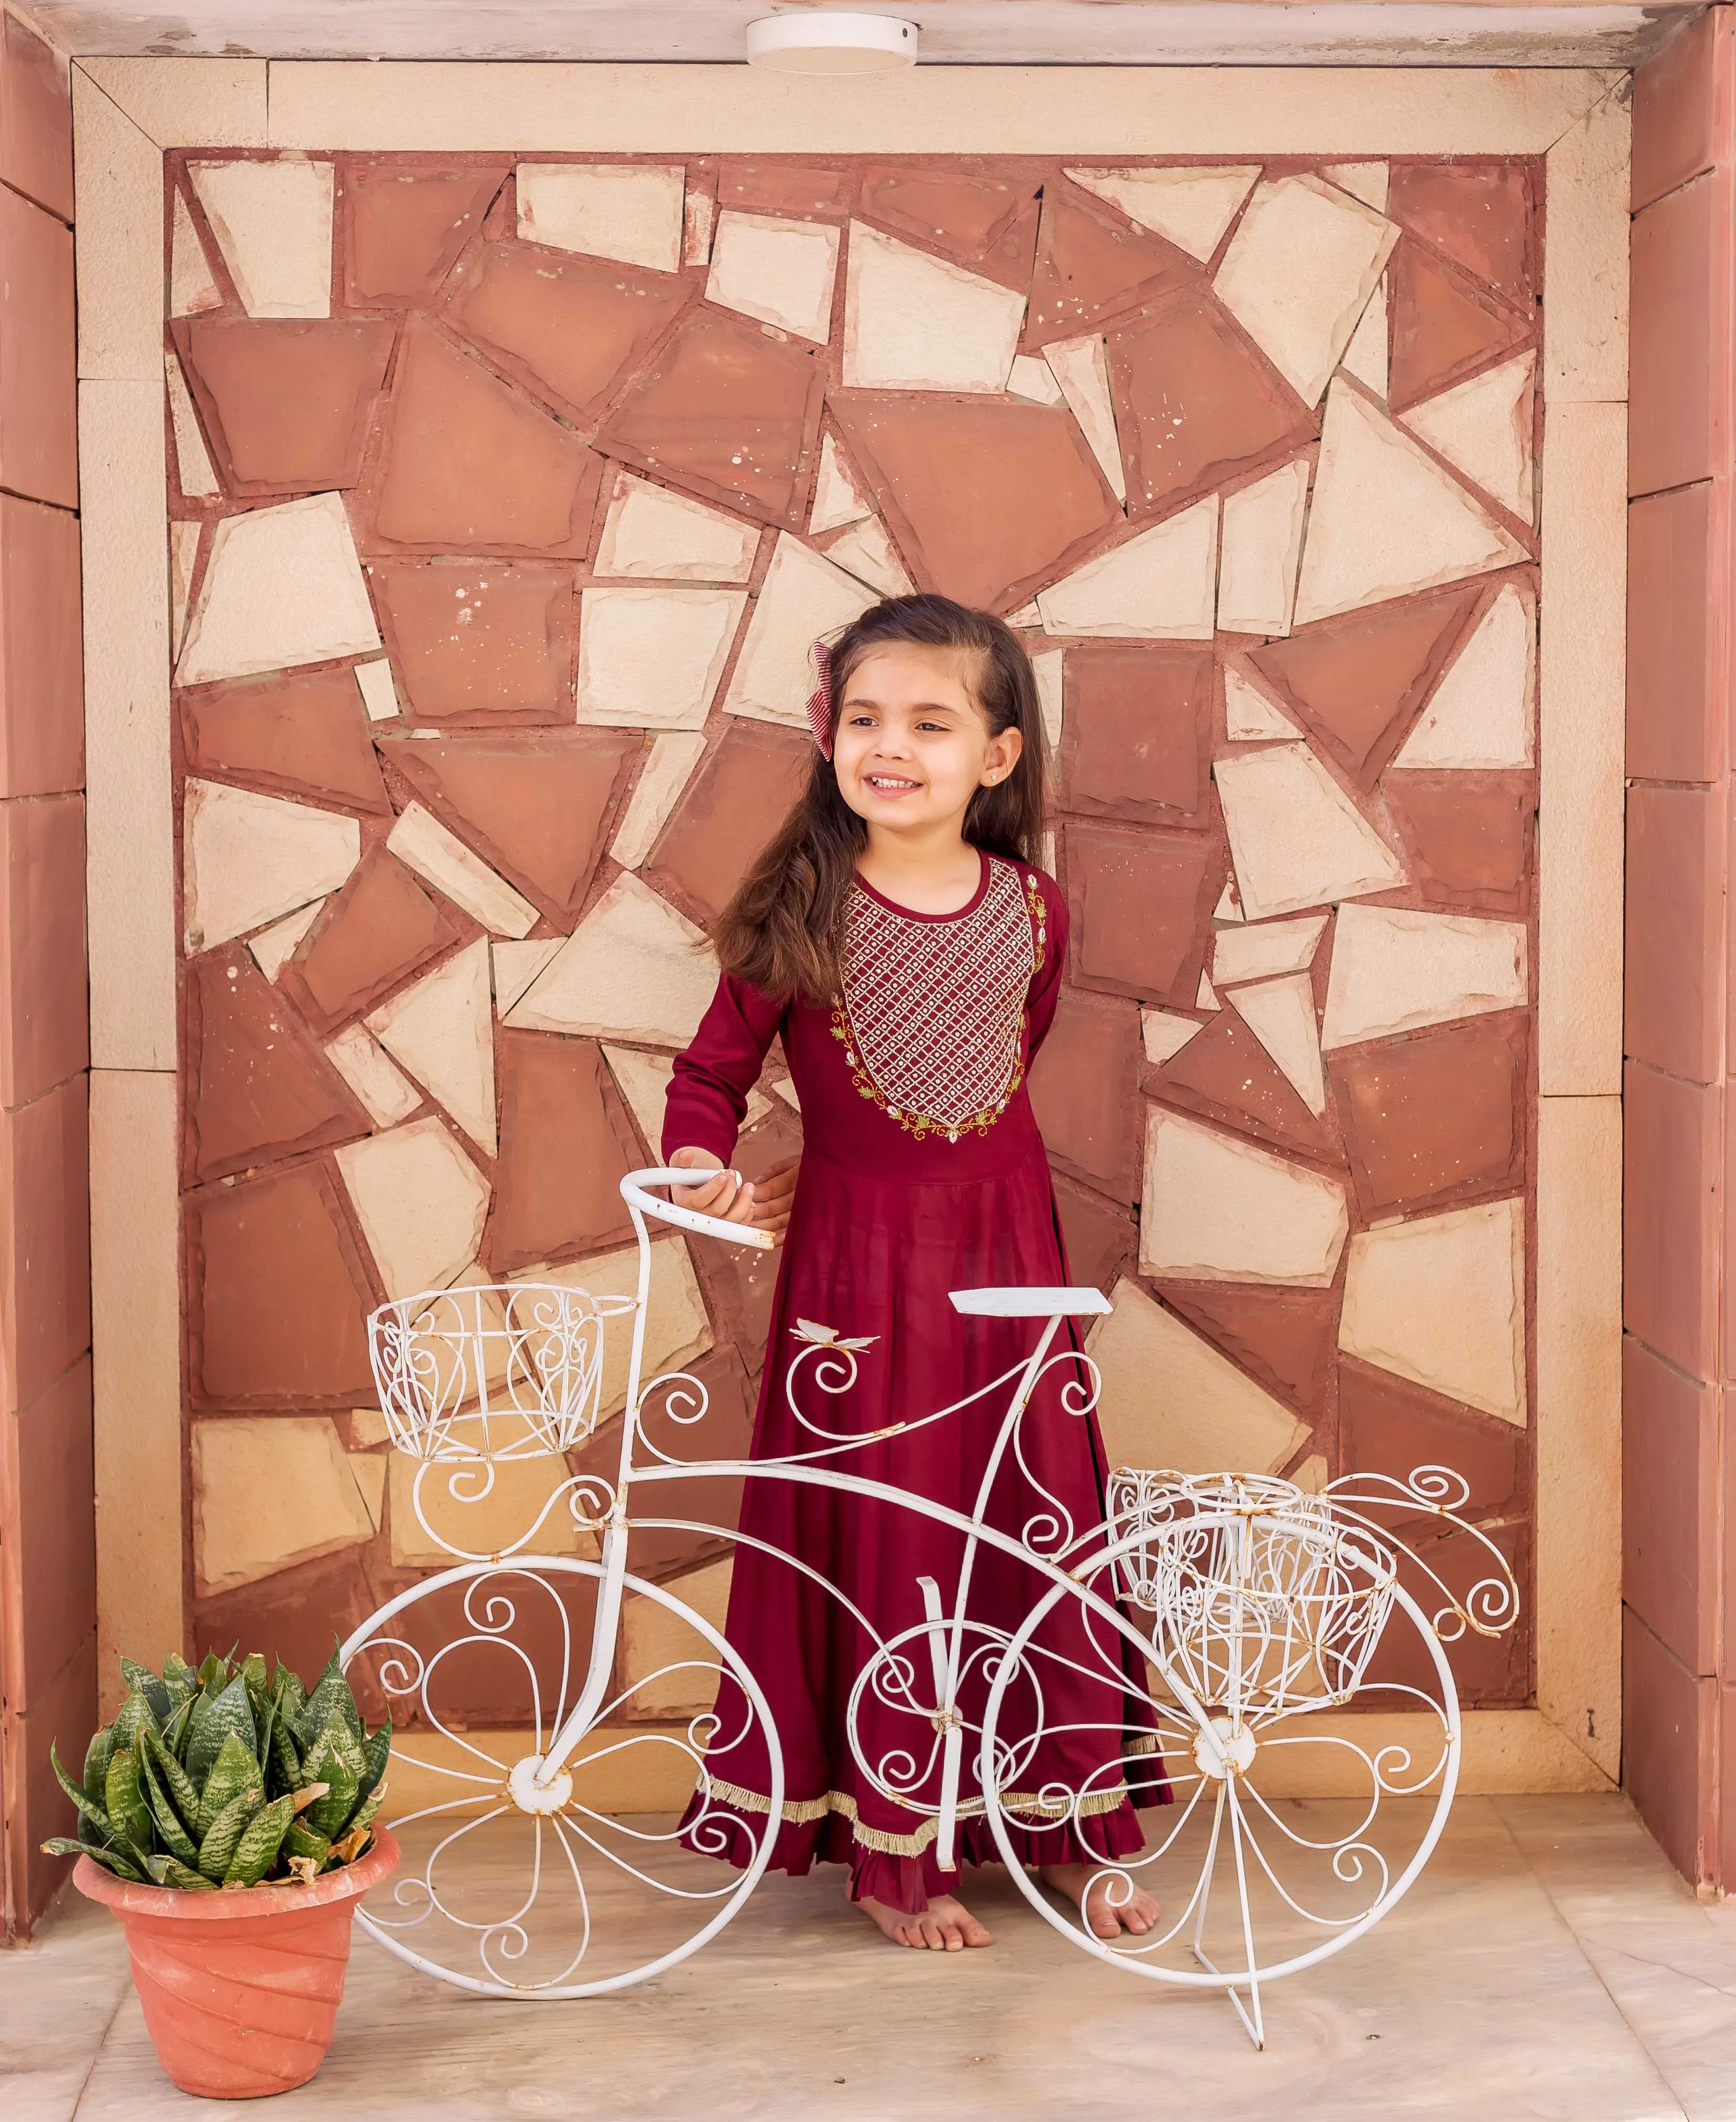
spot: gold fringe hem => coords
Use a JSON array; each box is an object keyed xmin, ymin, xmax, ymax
[{"xmin": 697, "ymin": 1772, "xmax": 1142, "ymax": 1860}]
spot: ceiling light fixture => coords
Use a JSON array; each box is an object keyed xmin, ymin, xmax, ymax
[{"xmin": 745, "ymin": 13, "xmax": 918, "ymax": 74}]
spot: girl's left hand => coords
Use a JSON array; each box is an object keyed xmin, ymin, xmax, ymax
[{"xmin": 748, "ymin": 1158, "xmax": 800, "ymax": 1245}]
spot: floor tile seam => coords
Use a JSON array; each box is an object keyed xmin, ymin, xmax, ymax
[
  {"xmin": 1488, "ymin": 1794, "xmax": 1696, "ymax": 2121},
  {"xmin": 66, "ymin": 1976, "xmax": 131, "ymax": 2122}
]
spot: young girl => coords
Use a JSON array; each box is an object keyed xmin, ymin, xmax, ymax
[{"xmin": 663, "ymin": 594, "xmax": 1164, "ymax": 1952}]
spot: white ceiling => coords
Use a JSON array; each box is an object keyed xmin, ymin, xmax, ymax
[{"xmin": 17, "ymin": 0, "xmax": 1699, "ymax": 68}]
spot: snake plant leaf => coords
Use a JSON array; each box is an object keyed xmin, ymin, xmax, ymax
[
  {"xmin": 110, "ymin": 1690, "xmax": 160, "ymax": 1750},
  {"xmin": 225, "ymin": 1793, "xmax": 296, "ymax": 1885},
  {"xmin": 330, "ymin": 1821, "xmax": 374, "ymax": 1867},
  {"xmin": 41, "ymin": 1837, "xmax": 148, "ymax": 1882},
  {"xmin": 81, "ymin": 1725, "xmax": 116, "ymax": 1811},
  {"xmin": 120, "ymin": 1659, "xmax": 173, "ymax": 1724},
  {"xmin": 144, "ymin": 1852, "xmax": 219, "ymax": 1891},
  {"xmin": 160, "ymin": 1695, "xmax": 194, "ymax": 1764},
  {"xmin": 194, "ymin": 1731, "xmax": 264, "ymax": 1842},
  {"xmin": 51, "ymin": 1741, "xmax": 114, "ymax": 1839},
  {"xmin": 195, "ymin": 1786, "xmax": 264, "ymax": 1883},
  {"xmin": 240, "ymin": 1652, "xmax": 270, "ymax": 1694},
  {"xmin": 254, "ymin": 1690, "xmax": 279, "ymax": 1795},
  {"xmin": 105, "ymin": 1745, "xmax": 153, "ymax": 1857},
  {"xmin": 143, "ymin": 1728, "xmax": 200, "ymax": 1834},
  {"xmin": 195, "ymin": 1650, "xmax": 228, "ymax": 1691},
  {"xmin": 293, "ymin": 1648, "xmax": 363, "ymax": 1751},
  {"xmin": 300, "ymin": 1718, "xmax": 363, "ymax": 1840},
  {"xmin": 273, "ymin": 1663, "xmax": 308, "ymax": 1717},
  {"xmin": 344, "ymin": 1780, "xmax": 388, "ymax": 1844},
  {"xmin": 283, "ymin": 1817, "xmax": 331, "ymax": 1873},
  {"xmin": 163, "ymin": 1651, "xmax": 199, "ymax": 1705},
  {"xmin": 291, "ymin": 1782, "xmax": 330, "ymax": 1814},
  {"xmin": 184, "ymin": 1673, "xmax": 256, "ymax": 1788},
  {"xmin": 355, "ymin": 1719, "xmax": 392, "ymax": 1809},
  {"xmin": 139, "ymin": 1743, "xmax": 199, "ymax": 1867},
  {"xmin": 269, "ymin": 1714, "xmax": 303, "ymax": 1793}
]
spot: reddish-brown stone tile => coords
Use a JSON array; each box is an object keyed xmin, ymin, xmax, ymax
[
  {"xmin": 0, "ymin": 186, "xmax": 74, "ymax": 510},
  {"xmin": 1109, "ymin": 291, "xmax": 1315, "ymax": 518},
  {"xmin": 366, "ymin": 322, "xmax": 606, "ymax": 556},
  {"xmin": 277, "ymin": 845, "xmax": 463, "ymax": 1037},
  {"xmin": 381, "ymin": 730, "xmax": 637, "ymax": 922},
  {"xmin": 195, "ymin": 1545, "xmax": 386, "ymax": 1724},
  {"xmin": 1365, "ymin": 1514, "xmax": 1528, "ymax": 1705},
  {"xmin": 1339, "ymin": 1353, "xmax": 1519, "ymax": 1509},
  {"xmin": 1052, "ymin": 1173, "xmax": 1136, "ymax": 1294},
  {"xmin": 859, "ymin": 169, "xmax": 1040, "ymax": 289},
  {"xmin": 1158, "ymin": 1283, "xmax": 1337, "ymax": 1417},
  {"xmin": 829, "ymin": 391, "xmax": 1121, "ymax": 612},
  {"xmin": 370, "ymin": 560, "xmax": 575, "ymax": 727},
  {"xmin": 442, "ymin": 238, "xmax": 696, "ymax": 428},
  {"xmin": 1625, "ymin": 1060, "xmax": 1720, "ymax": 1381},
  {"xmin": 1628, "ymin": 482, "xmax": 1722, "ymax": 784},
  {"xmin": 1386, "ymin": 162, "xmax": 1534, "ymax": 309},
  {"xmin": 1024, "ymin": 188, "xmax": 1194, "ymax": 350},
  {"xmin": 1635, "ymin": 6, "xmax": 1724, "ymax": 210},
  {"xmin": 1388, "ymin": 240, "xmax": 1529, "ymax": 413},
  {"xmin": 0, "ymin": 1072, "xmax": 88, "ymax": 1413},
  {"xmin": 1027, "ymin": 986, "xmax": 1143, "ymax": 1203},
  {"xmin": 1149, "ymin": 1005, "xmax": 1339, "ymax": 1161},
  {"xmin": 1249, "ymin": 583, "xmax": 1481, "ymax": 785},
  {"xmin": 188, "ymin": 1160, "xmax": 379, "ymax": 1407},
  {"xmin": 0, "ymin": 791, "xmax": 85, "ymax": 1107},
  {"xmin": 1625, "ymin": 781, "xmax": 1723, "ymax": 1085},
  {"xmin": 1063, "ymin": 820, "xmax": 1219, "ymax": 1009},
  {"xmin": 8, "ymin": 1633, "xmax": 96, "ymax": 1927},
  {"xmin": 185, "ymin": 949, "xmax": 368, "ymax": 1184},
  {"xmin": 1331, "ymin": 1013, "xmax": 1526, "ymax": 1219},
  {"xmin": 174, "ymin": 318, "xmax": 396, "ymax": 497},
  {"xmin": 1623, "ymin": 1605, "xmax": 1717, "ymax": 1886},
  {"xmin": 645, "ymin": 723, "xmax": 812, "ymax": 926},
  {"xmin": 1623, "ymin": 1334, "xmax": 1717, "ymax": 1674},
  {"xmin": 0, "ymin": 493, "xmax": 82, "ymax": 798},
  {"xmin": 719, "ymin": 163, "xmax": 851, "ymax": 216},
  {"xmin": 1382, "ymin": 772, "xmax": 1534, "ymax": 914},
  {"xmin": 1630, "ymin": 175, "xmax": 1719, "ymax": 498},
  {"xmin": 342, "ymin": 162, "xmax": 507, "ymax": 306},
  {"xmin": 0, "ymin": 1356, "xmax": 94, "ymax": 1703},
  {"xmin": 179, "ymin": 667, "xmax": 390, "ymax": 814},
  {"xmin": 0, "ymin": 12, "xmax": 72, "ymax": 224},
  {"xmin": 483, "ymin": 1034, "xmax": 638, "ymax": 1275},
  {"xmin": 1060, "ymin": 644, "xmax": 1213, "ymax": 830},
  {"xmin": 596, "ymin": 305, "xmax": 826, "ymax": 530}
]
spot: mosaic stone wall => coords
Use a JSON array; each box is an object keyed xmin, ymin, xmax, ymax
[{"xmin": 164, "ymin": 149, "xmax": 1542, "ymax": 1715}]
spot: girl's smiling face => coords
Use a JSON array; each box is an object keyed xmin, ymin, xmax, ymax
[{"xmin": 831, "ymin": 643, "xmax": 1022, "ymax": 839}]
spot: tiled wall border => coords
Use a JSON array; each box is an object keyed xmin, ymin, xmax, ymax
[{"xmin": 73, "ymin": 56, "xmax": 1629, "ymax": 1787}]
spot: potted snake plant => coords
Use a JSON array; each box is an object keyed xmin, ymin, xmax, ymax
[{"xmin": 43, "ymin": 1646, "xmax": 397, "ymax": 2099}]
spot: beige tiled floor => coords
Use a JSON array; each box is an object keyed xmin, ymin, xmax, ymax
[{"xmin": 5, "ymin": 1796, "xmax": 1735, "ymax": 2120}]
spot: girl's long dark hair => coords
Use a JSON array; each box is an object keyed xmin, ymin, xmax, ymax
[{"xmin": 714, "ymin": 593, "xmax": 1047, "ymax": 1003}]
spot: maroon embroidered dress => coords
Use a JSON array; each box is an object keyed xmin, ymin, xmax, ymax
[{"xmin": 664, "ymin": 853, "xmax": 1164, "ymax": 1912}]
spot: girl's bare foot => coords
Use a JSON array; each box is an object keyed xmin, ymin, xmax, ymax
[
  {"xmin": 855, "ymin": 1888, "xmax": 993, "ymax": 1951},
  {"xmin": 1039, "ymin": 1862, "xmax": 1160, "ymax": 1940}
]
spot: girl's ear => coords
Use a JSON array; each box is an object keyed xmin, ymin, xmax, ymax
[{"xmin": 981, "ymin": 723, "xmax": 1024, "ymax": 786}]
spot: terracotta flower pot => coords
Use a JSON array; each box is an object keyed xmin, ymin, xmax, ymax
[{"xmin": 74, "ymin": 1827, "xmax": 399, "ymax": 2100}]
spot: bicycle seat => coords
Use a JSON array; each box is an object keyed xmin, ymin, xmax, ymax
[{"xmin": 948, "ymin": 1287, "xmax": 1112, "ymax": 1317}]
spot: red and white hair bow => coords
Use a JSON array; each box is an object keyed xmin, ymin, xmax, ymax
[{"xmin": 805, "ymin": 638, "xmax": 834, "ymax": 759}]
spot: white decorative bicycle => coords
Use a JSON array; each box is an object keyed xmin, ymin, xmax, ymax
[{"xmin": 339, "ymin": 1168, "xmax": 1517, "ymax": 2048}]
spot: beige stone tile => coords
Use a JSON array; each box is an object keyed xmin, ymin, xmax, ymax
[
  {"xmin": 1322, "ymin": 161, "xmax": 1390, "ymax": 213},
  {"xmin": 1392, "ymin": 579, "xmax": 1534, "ymax": 769},
  {"xmin": 490, "ymin": 937, "xmax": 561, "ymax": 1016},
  {"xmin": 1089, "ymin": 1276, "xmax": 1309, "ymax": 1477},
  {"xmin": 621, "ymin": 1556, "xmax": 732, "ymax": 1716},
  {"xmin": 1032, "ymin": 646, "xmax": 1065, "ymax": 751},
  {"xmin": 163, "ymin": 347, "xmax": 219, "ymax": 497},
  {"xmin": 721, "ymin": 533, "xmax": 872, "ymax": 728},
  {"xmin": 516, "ymin": 160, "xmax": 684, "ymax": 271},
  {"xmin": 507, "ymin": 871, "xmax": 717, "ymax": 1045},
  {"xmin": 76, "ymin": 56, "xmax": 268, "ymax": 146},
  {"xmin": 348, "ymin": 1403, "xmax": 391, "ymax": 1450},
  {"xmin": 706, "ymin": 208, "xmax": 840, "ymax": 344},
  {"xmin": 1214, "ymin": 880, "xmax": 1244, "ymax": 922},
  {"xmin": 181, "ymin": 778, "xmax": 361, "ymax": 953},
  {"xmin": 246, "ymin": 897, "xmax": 325, "ymax": 981},
  {"xmin": 1321, "ymin": 904, "xmax": 1527, "ymax": 1048},
  {"xmin": 1230, "ymin": 974, "xmax": 1327, "ymax": 1115},
  {"xmin": 520, "ymin": 1233, "xmax": 712, "ymax": 1419},
  {"xmin": 81, "ymin": 381, "xmax": 176, "ymax": 1069},
  {"xmin": 72, "ymin": 71, "xmax": 162, "ymax": 382},
  {"xmin": 771, "ymin": 1074, "xmax": 800, "ymax": 1113},
  {"xmin": 1217, "ymin": 458, "xmax": 1309, "ymax": 637},
  {"xmin": 1538, "ymin": 401, "xmax": 1624, "ymax": 1098},
  {"xmin": 1009, "ymin": 599, "xmax": 1043, "ymax": 629},
  {"xmin": 336, "ymin": 1115, "xmax": 491, "ymax": 1300},
  {"xmin": 175, "ymin": 492, "xmax": 380, "ymax": 686},
  {"xmin": 349, "ymin": 1450, "xmax": 386, "ymax": 1532},
  {"xmin": 1293, "ymin": 381, "xmax": 1527, "ymax": 625},
  {"xmin": 608, "ymin": 733, "xmax": 709, "ymax": 871},
  {"xmin": 389, "ymin": 1450, "xmax": 600, "ymax": 1567},
  {"xmin": 1037, "ymin": 496, "xmax": 1217, "ymax": 639},
  {"xmin": 1222, "ymin": 666, "xmax": 1300, "ymax": 741},
  {"xmin": 1006, "ymin": 353, "xmax": 1064, "ymax": 406},
  {"xmin": 1064, "ymin": 163, "xmax": 1258, "ymax": 262},
  {"xmin": 1212, "ymin": 913, "xmax": 1326, "ymax": 986},
  {"xmin": 1534, "ymin": 1096, "xmax": 1621, "ymax": 1781},
  {"xmin": 324, "ymin": 1021, "xmax": 421, "ymax": 1129},
  {"xmin": 1339, "ymin": 273, "xmax": 1389, "ymax": 398},
  {"xmin": 1543, "ymin": 84, "xmax": 1630, "ymax": 405},
  {"xmin": 1196, "ymin": 969, "xmax": 1221, "ymax": 1010},
  {"xmin": 1042, "ymin": 334, "xmax": 1125, "ymax": 503},
  {"xmin": 823, "ymin": 515, "xmax": 913, "ymax": 598},
  {"xmin": 387, "ymin": 801, "xmax": 539, "ymax": 938},
  {"xmin": 353, "ymin": 656, "xmax": 401, "ymax": 723},
  {"xmin": 807, "ymin": 431, "xmax": 873, "ymax": 534},
  {"xmin": 594, "ymin": 472, "xmax": 759, "ymax": 583},
  {"xmin": 1401, "ymin": 350, "xmax": 1535, "ymax": 523},
  {"xmin": 0, "ymin": 1889, "xmax": 130, "ymax": 2115},
  {"xmin": 683, "ymin": 186, "xmax": 715, "ymax": 266},
  {"xmin": 366, "ymin": 938, "xmax": 497, "ymax": 1154},
  {"xmin": 1293, "ymin": 1452, "xmax": 1330, "ymax": 1492},
  {"xmin": 576, "ymin": 585, "xmax": 746, "ymax": 730},
  {"xmin": 604, "ymin": 1042, "xmax": 769, "ymax": 1155},
  {"xmin": 192, "ymin": 1414, "xmax": 373, "ymax": 1595},
  {"xmin": 842, "ymin": 221, "xmax": 1026, "ymax": 394},
  {"xmin": 1141, "ymin": 1106, "xmax": 1349, "ymax": 1287},
  {"xmin": 90, "ymin": 1070, "xmax": 183, "ymax": 1712},
  {"xmin": 189, "ymin": 158, "xmax": 334, "ymax": 318},
  {"xmin": 169, "ymin": 189, "xmax": 221, "ymax": 317},
  {"xmin": 1213, "ymin": 175, "xmax": 1397, "ymax": 408},
  {"xmin": 168, "ymin": 517, "xmax": 200, "ymax": 659},
  {"xmin": 1214, "ymin": 742, "xmax": 1406, "ymax": 920},
  {"xmin": 1340, "ymin": 1197, "xmax": 1526, "ymax": 1425}
]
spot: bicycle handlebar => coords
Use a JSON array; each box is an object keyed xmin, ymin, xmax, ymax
[{"xmin": 619, "ymin": 1167, "xmax": 778, "ymax": 1251}]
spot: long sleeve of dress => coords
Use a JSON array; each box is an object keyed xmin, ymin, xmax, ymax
[
  {"xmin": 663, "ymin": 972, "xmax": 787, "ymax": 1165},
  {"xmin": 1025, "ymin": 871, "xmax": 1070, "ymax": 1062}
]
